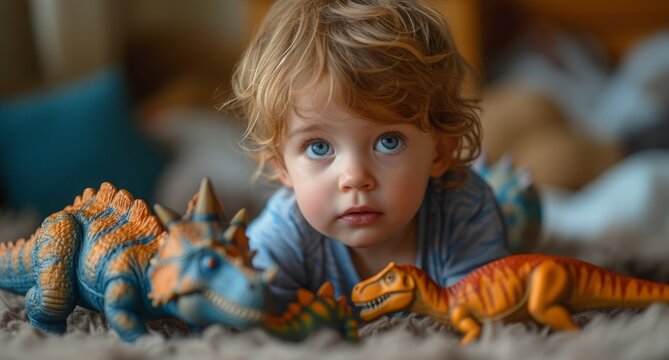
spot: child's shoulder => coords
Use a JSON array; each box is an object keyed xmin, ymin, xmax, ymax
[
  {"xmin": 264, "ymin": 187, "xmax": 298, "ymax": 211},
  {"xmin": 425, "ymin": 168, "xmax": 501, "ymax": 223},
  {"xmin": 250, "ymin": 187, "xmax": 308, "ymax": 232},
  {"xmin": 435, "ymin": 168, "xmax": 496, "ymax": 202},
  {"xmin": 248, "ymin": 187, "xmax": 323, "ymax": 253}
]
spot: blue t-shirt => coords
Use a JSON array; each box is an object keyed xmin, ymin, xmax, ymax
[{"xmin": 248, "ymin": 169, "xmax": 509, "ymax": 308}]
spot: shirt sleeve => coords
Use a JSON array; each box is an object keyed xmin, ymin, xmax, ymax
[
  {"xmin": 441, "ymin": 174, "xmax": 510, "ymax": 286},
  {"xmin": 247, "ymin": 189, "xmax": 312, "ymax": 309}
]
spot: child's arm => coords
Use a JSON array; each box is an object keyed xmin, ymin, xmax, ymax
[
  {"xmin": 441, "ymin": 172, "xmax": 510, "ymax": 286},
  {"xmin": 250, "ymin": 236, "xmax": 308, "ymax": 309},
  {"xmin": 247, "ymin": 188, "xmax": 317, "ymax": 311}
]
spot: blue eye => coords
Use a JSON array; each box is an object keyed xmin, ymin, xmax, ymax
[
  {"xmin": 305, "ymin": 141, "xmax": 333, "ymax": 159},
  {"xmin": 375, "ymin": 133, "xmax": 404, "ymax": 154}
]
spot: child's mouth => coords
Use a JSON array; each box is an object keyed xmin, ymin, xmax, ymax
[{"xmin": 339, "ymin": 206, "xmax": 382, "ymax": 225}]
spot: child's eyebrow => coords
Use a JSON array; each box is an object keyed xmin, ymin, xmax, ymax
[{"xmin": 286, "ymin": 123, "xmax": 330, "ymax": 140}]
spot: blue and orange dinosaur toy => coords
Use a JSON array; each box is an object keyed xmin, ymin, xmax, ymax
[
  {"xmin": 352, "ymin": 254, "xmax": 669, "ymax": 344},
  {"xmin": 0, "ymin": 179, "xmax": 356, "ymax": 342}
]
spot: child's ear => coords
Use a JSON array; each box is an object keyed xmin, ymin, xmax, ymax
[
  {"xmin": 430, "ymin": 136, "xmax": 456, "ymax": 177},
  {"xmin": 270, "ymin": 156, "xmax": 293, "ymax": 187}
]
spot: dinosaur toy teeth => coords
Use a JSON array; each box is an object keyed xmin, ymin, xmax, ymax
[
  {"xmin": 203, "ymin": 289, "xmax": 265, "ymax": 322},
  {"xmin": 356, "ymin": 293, "xmax": 391, "ymax": 313},
  {"xmin": 354, "ymin": 291, "xmax": 415, "ymax": 321}
]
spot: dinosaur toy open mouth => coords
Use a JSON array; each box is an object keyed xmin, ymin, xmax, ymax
[
  {"xmin": 355, "ymin": 293, "xmax": 391, "ymax": 313},
  {"xmin": 357, "ymin": 291, "xmax": 411, "ymax": 314},
  {"xmin": 203, "ymin": 289, "xmax": 264, "ymax": 322}
]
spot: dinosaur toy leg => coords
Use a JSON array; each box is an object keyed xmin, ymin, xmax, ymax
[
  {"xmin": 104, "ymin": 279, "xmax": 146, "ymax": 341},
  {"xmin": 451, "ymin": 305, "xmax": 482, "ymax": 345},
  {"xmin": 527, "ymin": 260, "xmax": 579, "ymax": 331},
  {"xmin": 25, "ymin": 212, "xmax": 81, "ymax": 333}
]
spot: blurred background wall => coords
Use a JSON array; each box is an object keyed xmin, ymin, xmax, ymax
[
  {"xmin": 1, "ymin": 0, "xmax": 249, "ymax": 104},
  {"xmin": 3, "ymin": 0, "xmax": 669, "ymax": 108}
]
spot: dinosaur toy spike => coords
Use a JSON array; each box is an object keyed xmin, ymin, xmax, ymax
[
  {"xmin": 230, "ymin": 208, "xmax": 248, "ymax": 226},
  {"xmin": 223, "ymin": 208, "xmax": 249, "ymax": 250},
  {"xmin": 353, "ymin": 255, "xmax": 669, "ymax": 345},
  {"xmin": 81, "ymin": 187, "xmax": 97, "ymax": 202},
  {"xmin": 317, "ymin": 282, "xmax": 334, "ymax": 298},
  {"xmin": 72, "ymin": 195, "xmax": 83, "ymax": 207},
  {"xmin": 296, "ymin": 289, "xmax": 315, "ymax": 305},
  {"xmin": 194, "ymin": 177, "xmax": 224, "ymax": 219},
  {"xmin": 288, "ymin": 303, "xmax": 302, "ymax": 316},
  {"xmin": 336, "ymin": 296, "xmax": 348, "ymax": 313},
  {"xmin": 153, "ymin": 204, "xmax": 181, "ymax": 226}
]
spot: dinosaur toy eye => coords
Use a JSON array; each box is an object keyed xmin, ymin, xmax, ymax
[
  {"xmin": 200, "ymin": 254, "xmax": 219, "ymax": 273},
  {"xmin": 385, "ymin": 273, "xmax": 394, "ymax": 283}
]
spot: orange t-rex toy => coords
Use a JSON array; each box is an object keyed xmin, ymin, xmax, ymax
[{"xmin": 351, "ymin": 254, "xmax": 669, "ymax": 344}]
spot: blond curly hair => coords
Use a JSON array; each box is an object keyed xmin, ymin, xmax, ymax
[{"xmin": 225, "ymin": 0, "xmax": 481, "ymax": 185}]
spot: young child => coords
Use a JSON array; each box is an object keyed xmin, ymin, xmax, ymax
[{"xmin": 225, "ymin": 0, "xmax": 509, "ymax": 309}]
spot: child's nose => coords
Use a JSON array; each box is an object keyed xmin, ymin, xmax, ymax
[{"xmin": 338, "ymin": 162, "xmax": 375, "ymax": 192}]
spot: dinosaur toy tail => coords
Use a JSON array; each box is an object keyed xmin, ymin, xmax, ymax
[
  {"xmin": 570, "ymin": 272, "xmax": 669, "ymax": 312},
  {"xmin": 0, "ymin": 233, "xmax": 37, "ymax": 295}
]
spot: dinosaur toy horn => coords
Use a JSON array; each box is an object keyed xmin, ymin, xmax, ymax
[
  {"xmin": 224, "ymin": 208, "xmax": 249, "ymax": 250},
  {"xmin": 194, "ymin": 177, "xmax": 224, "ymax": 220},
  {"xmin": 153, "ymin": 204, "xmax": 181, "ymax": 226}
]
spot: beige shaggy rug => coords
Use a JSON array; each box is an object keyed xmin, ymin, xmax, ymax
[{"xmin": 3, "ymin": 208, "xmax": 669, "ymax": 360}]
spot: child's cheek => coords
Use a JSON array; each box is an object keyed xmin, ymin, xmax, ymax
[
  {"xmin": 392, "ymin": 175, "xmax": 429, "ymax": 209},
  {"xmin": 294, "ymin": 178, "xmax": 331, "ymax": 228},
  {"xmin": 383, "ymin": 160, "xmax": 432, "ymax": 210}
]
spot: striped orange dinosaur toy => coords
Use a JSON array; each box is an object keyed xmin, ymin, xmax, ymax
[{"xmin": 351, "ymin": 254, "xmax": 669, "ymax": 344}]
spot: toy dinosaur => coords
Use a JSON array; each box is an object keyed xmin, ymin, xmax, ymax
[
  {"xmin": 264, "ymin": 281, "xmax": 358, "ymax": 342},
  {"xmin": 351, "ymin": 254, "xmax": 669, "ymax": 344},
  {"xmin": 473, "ymin": 155, "xmax": 542, "ymax": 253},
  {"xmin": 0, "ymin": 179, "xmax": 357, "ymax": 342}
]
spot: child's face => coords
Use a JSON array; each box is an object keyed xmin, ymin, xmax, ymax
[{"xmin": 275, "ymin": 91, "xmax": 452, "ymax": 249}]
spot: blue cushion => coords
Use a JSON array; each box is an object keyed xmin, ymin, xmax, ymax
[{"xmin": 0, "ymin": 68, "xmax": 164, "ymax": 217}]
